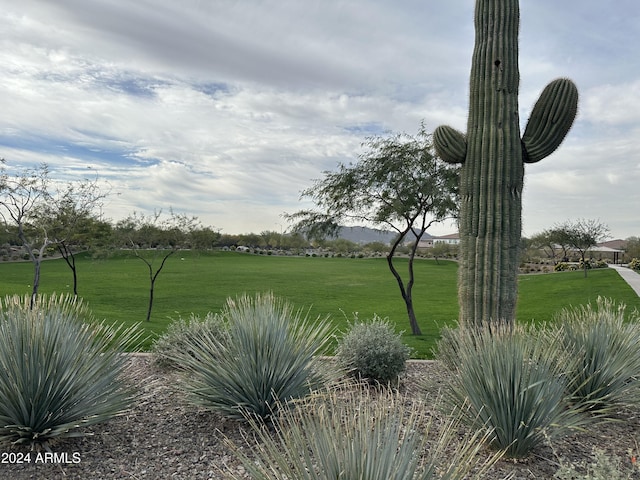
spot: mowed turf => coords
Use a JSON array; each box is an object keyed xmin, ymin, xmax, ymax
[{"xmin": 0, "ymin": 250, "xmax": 638, "ymax": 358}]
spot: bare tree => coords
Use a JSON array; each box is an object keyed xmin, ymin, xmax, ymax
[
  {"xmin": 0, "ymin": 160, "xmax": 52, "ymax": 308},
  {"xmin": 116, "ymin": 209, "xmax": 199, "ymax": 322}
]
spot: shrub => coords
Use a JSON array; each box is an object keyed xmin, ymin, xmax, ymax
[
  {"xmin": 436, "ymin": 323, "xmax": 587, "ymax": 458},
  {"xmin": 151, "ymin": 312, "xmax": 228, "ymax": 369},
  {"xmin": 630, "ymin": 258, "xmax": 640, "ymax": 271},
  {"xmin": 554, "ymin": 297, "xmax": 640, "ymax": 415},
  {"xmin": 0, "ymin": 294, "xmax": 141, "ymax": 448},
  {"xmin": 336, "ymin": 314, "xmax": 411, "ymax": 385},
  {"xmin": 167, "ymin": 292, "xmax": 335, "ymax": 422},
  {"xmin": 555, "ymin": 262, "xmax": 579, "ymax": 272},
  {"xmin": 225, "ymin": 384, "xmax": 505, "ymax": 480}
]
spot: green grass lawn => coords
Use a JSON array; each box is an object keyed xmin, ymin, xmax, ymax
[{"xmin": 0, "ymin": 250, "xmax": 638, "ymax": 358}]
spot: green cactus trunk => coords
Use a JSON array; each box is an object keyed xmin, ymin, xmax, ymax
[
  {"xmin": 460, "ymin": 0, "xmax": 523, "ymax": 326},
  {"xmin": 434, "ymin": 0, "xmax": 578, "ymax": 328}
]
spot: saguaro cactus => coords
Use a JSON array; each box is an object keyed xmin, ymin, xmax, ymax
[{"xmin": 434, "ymin": 0, "xmax": 578, "ymax": 327}]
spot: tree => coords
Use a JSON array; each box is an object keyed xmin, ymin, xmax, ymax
[
  {"xmin": 287, "ymin": 125, "xmax": 459, "ymax": 335},
  {"xmin": 34, "ymin": 174, "xmax": 110, "ymax": 297},
  {"xmin": 555, "ymin": 219, "xmax": 610, "ymax": 277},
  {"xmin": 0, "ymin": 160, "xmax": 52, "ymax": 308},
  {"xmin": 529, "ymin": 229, "xmax": 570, "ymax": 264},
  {"xmin": 116, "ymin": 209, "xmax": 199, "ymax": 322},
  {"xmin": 625, "ymin": 236, "xmax": 640, "ymax": 261}
]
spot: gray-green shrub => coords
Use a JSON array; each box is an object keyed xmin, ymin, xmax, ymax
[
  {"xmin": 555, "ymin": 297, "xmax": 640, "ymax": 415},
  {"xmin": 151, "ymin": 312, "xmax": 228, "ymax": 369},
  {"xmin": 336, "ymin": 314, "xmax": 411, "ymax": 384},
  {"xmin": 0, "ymin": 294, "xmax": 141, "ymax": 448},
  {"xmin": 436, "ymin": 323, "xmax": 587, "ymax": 458},
  {"xmin": 168, "ymin": 292, "xmax": 335, "ymax": 422},
  {"xmin": 225, "ymin": 384, "xmax": 505, "ymax": 480}
]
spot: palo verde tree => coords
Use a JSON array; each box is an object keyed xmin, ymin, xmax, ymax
[
  {"xmin": 287, "ymin": 125, "xmax": 459, "ymax": 335},
  {"xmin": 0, "ymin": 160, "xmax": 53, "ymax": 308},
  {"xmin": 116, "ymin": 209, "xmax": 199, "ymax": 322},
  {"xmin": 554, "ymin": 219, "xmax": 610, "ymax": 277},
  {"xmin": 433, "ymin": 0, "xmax": 578, "ymax": 327}
]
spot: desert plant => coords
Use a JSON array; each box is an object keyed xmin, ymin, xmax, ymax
[
  {"xmin": 554, "ymin": 297, "xmax": 640, "ymax": 415},
  {"xmin": 436, "ymin": 323, "xmax": 587, "ymax": 458},
  {"xmin": 433, "ymin": 0, "xmax": 578, "ymax": 327},
  {"xmin": 336, "ymin": 314, "xmax": 411, "ymax": 384},
  {"xmin": 224, "ymin": 384, "xmax": 505, "ymax": 480},
  {"xmin": 151, "ymin": 312, "xmax": 228, "ymax": 369},
  {"xmin": 168, "ymin": 292, "xmax": 335, "ymax": 422},
  {"xmin": 0, "ymin": 294, "xmax": 141, "ymax": 448},
  {"xmin": 629, "ymin": 258, "xmax": 640, "ymax": 271}
]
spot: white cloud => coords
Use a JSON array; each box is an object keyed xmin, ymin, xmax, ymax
[{"xmin": 1, "ymin": 0, "xmax": 639, "ymax": 238}]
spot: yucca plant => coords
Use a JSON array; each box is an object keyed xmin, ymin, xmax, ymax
[
  {"xmin": 0, "ymin": 294, "xmax": 141, "ymax": 448},
  {"xmin": 436, "ymin": 323, "xmax": 587, "ymax": 458},
  {"xmin": 168, "ymin": 292, "xmax": 335, "ymax": 422},
  {"xmin": 555, "ymin": 297, "xmax": 640, "ymax": 415},
  {"xmin": 336, "ymin": 314, "xmax": 411, "ymax": 385},
  {"xmin": 224, "ymin": 384, "xmax": 505, "ymax": 480}
]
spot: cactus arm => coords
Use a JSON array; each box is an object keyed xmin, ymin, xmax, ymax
[
  {"xmin": 434, "ymin": 126, "xmax": 467, "ymax": 164},
  {"xmin": 522, "ymin": 78, "xmax": 579, "ymax": 163}
]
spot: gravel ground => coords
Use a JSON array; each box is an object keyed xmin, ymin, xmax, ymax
[{"xmin": 3, "ymin": 355, "xmax": 640, "ymax": 479}]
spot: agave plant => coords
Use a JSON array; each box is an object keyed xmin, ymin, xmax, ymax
[
  {"xmin": 436, "ymin": 323, "xmax": 588, "ymax": 458},
  {"xmin": 0, "ymin": 294, "xmax": 141, "ymax": 448},
  {"xmin": 224, "ymin": 384, "xmax": 505, "ymax": 480},
  {"xmin": 168, "ymin": 292, "xmax": 335, "ymax": 422}
]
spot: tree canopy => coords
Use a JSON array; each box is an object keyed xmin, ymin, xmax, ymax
[{"xmin": 287, "ymin": 124, "xmax": 459, "ymax": 335}]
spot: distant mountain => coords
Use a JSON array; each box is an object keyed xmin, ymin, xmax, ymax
[
  {"xmin": 336, "ymin": 226, "xmax": 434, "ymax": 245},
  {"xmin": 336, "ymin": 226, "xmax": 396, "ymax": 244}
]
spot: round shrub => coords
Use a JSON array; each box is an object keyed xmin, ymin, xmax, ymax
[
  {"xmin": 629, "ymin": 258, "xmax": 640, "ymax": 271},
  {"xmin": 0, "ymin": 294, "xmax": 141, "ymax": 448},
  {"xmin": 336, "ymin": 315, "xmax": 411, "ymax": 385}
]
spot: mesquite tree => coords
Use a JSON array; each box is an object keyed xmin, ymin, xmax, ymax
[
  {"xmin": 433, "ymin": 0, "xmax": 578, "ymax": 327},
  {"xmin": 287, "ymin": 125, "xmax": 458, "ymax": 335}
]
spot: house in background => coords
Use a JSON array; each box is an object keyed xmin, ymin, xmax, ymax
[
  {"xmin": 415, "ymin": 232, "xmax": 459, "ymax": 249},
  {"xmin": 433, "ymin": 232, "xmax": 460, "ymax": 245}
]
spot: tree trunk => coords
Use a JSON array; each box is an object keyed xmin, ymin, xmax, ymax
[{"xmin": 386, "ymin": 233, "xmax": 422, "ymax": 335}]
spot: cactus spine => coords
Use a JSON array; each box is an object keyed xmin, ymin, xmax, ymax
[{"xmin": 434, "ymin": 0, "xmax": 578, "ymax": 327}]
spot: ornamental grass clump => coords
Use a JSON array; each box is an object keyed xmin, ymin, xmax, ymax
[
  {"xmin": 0, "ymin": 294, "xmax": 141, "ymax": 448},
  {"xmin": 336, "ymin": 314, "xmax": 411, "ymax": 385},
  {"xmin": 168, "ymin": 292, "xmax": 335, "ymax": 422},
  {"xmin": 436, "ymin": 323, "xmax": 587, "ymax": 458},
  {"xmin": 555, "ymin": 297, "xmax": 640, "ymax": 415},
  {"xmin": 151, "ymin": 312, "xmax": 229, "ymax": 369},
  {"xmin": 225, "ymin": 384, "xmax": 505, "ymax": 480}
]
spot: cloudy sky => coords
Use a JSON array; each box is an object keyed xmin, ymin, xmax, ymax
[{"xmin": 1, "ymin": 0, "xmax": 638, "ymax": 238}]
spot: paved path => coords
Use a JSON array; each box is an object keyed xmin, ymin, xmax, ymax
[{"xmin": 609, "ymin": 264, "xmax": 640, "ymax": 296}]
